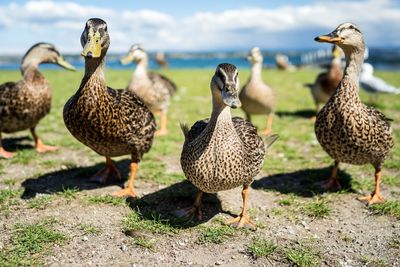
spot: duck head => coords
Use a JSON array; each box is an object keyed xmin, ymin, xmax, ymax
[
  {"xmin": 81, "ymin": 18, "xmax": 110, "ymax": 59},
  {"xmin": 315, "ymin": 23, "xmax": 364, "ymax": 52},
  {"xmin": 21, "ymin": 42, "xmax": 76, "ymax": 71},
  {"xmin": 211, "ymin": 63, "xmax": 241, "ymax": 109},
  {"xmin": 247, "ymin": 47, "xmax": 263, "ymax": 64},
  {"xmin": 120, "ymin": 44, "xmax": 147, "ymax": 65}
]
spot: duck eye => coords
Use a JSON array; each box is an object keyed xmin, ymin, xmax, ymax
[{"xmin": 349, "ymin": 25, "xmax": 354, "ymax": 30}]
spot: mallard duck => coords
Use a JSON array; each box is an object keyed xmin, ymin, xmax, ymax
[
  {"xmin": 239, "ymin": 47, "xmax": 276, "ymax": 135},
  {"xmin": 180, "ymin": 63, "xmax": 278, "ymax": 228},
  {"xmin": 120, "ymin": 44, "xmax": 176, "ymax": 136},
  {"xmin": 63, "ymin": 18, "xmax": 156, "ymax": 197},
  {"xmin": 0, "ymin": 42, "xmax": 75, "ymax": 159},
  {"xmin": 305, "ymin": 45, "xmax": 343, "ymax": 117},
  {"xmin": 314, "ymin": 23, "xmax": 394, "ymax": 205}
]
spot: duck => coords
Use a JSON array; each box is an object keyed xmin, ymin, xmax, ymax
[
  {"xmin": 360, "ymin": 63, "xmax": 400, "ymax": 95},
  {"xmin": 0, "ymin": 42, "xmax": 75, "ymax": 158},
  {"xmin": 120, "ymin": 44, "xmax": 177, "ymax": 136},
  {"xmin": 180, "ymin": 63, "xmax": 278, "ymax": 229},
  {"xmin": 305, "ymin": 45, "xmax": 343, "ymax": 117},
  {"xmin": 314, "ymin": 23, "xmax": 394, "ymax": 205},
  {"xmin": 63, "ymin": 18, "xmax": 156, "ymax": 197},
  {"xmin": 239, "ymin": 47, "xmax": 276, "ymax": 135}
]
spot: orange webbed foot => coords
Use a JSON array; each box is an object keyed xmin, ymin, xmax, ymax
[
  {"xmin": 225, "ymin": 214, "xmax": 256, "ymax": 230},
  {"xmin": 112, "ymin": 187, "xmax": 137, "ymax": 198},
  {"xmin": 0, "ymin": 147, "xmax": 15, "ymax": 159},
  {"xmin": 358, "ymin": 193, "xmax": 384, "ymax": 206}
]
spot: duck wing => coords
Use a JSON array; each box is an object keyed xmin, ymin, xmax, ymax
[{"xmin": 148, "ymin": 72, "xmax": 177, "ymax": 96}]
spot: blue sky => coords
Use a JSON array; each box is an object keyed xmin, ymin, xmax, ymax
[{"xmin": 0, "ymin": 0, "xmax": 399, "ymax": 54}]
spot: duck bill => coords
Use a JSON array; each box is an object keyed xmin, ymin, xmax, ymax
[
  {"xmin": 56, "ymin": 57, "xmax": 76, "ymax": 71},
  {"xmin": 222, "ymin": 90, "xmax": 241, "ymax": 109},
  {"xmin": 314, "ymin": 33, "xmax": 342, "ymax": 44},
  {"xmin": 120, "ymin": 54, "xmax": 134, "ymax": 65},
  {"xmin": 81, "ymin": 29, "xmax": 102, "ymax": 58}
]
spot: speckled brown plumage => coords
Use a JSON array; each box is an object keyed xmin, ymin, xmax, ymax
[
  {"xmin": 314, "ymin": 22, "xmax": 394, "ymax": 205},
  {"xmin": 0, "ymin": 42, "xmax": 75, "ymax": 158},
  {"xmin": 179, "ymin": 63, "xmax": 277, "ymax": 228},
  {"xmin": 63, "ymin": 18, "xmax": 156, "ymax": 197}
]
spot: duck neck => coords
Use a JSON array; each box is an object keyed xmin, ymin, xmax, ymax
[
  {"xmin": 209, "ymin": 98, "xmax": 233, "ymax": 129},
  {"xmin": 343, "ymin": 46, "xmax": 364, "ymax": 85},
  {"xmin": 21, "ymin": 57, "xmax": 44, "ymax": 82},
  {"xmin": 79, "ymin": 56, "xmax": 106, "ymax": 91},
  {"xmin": 250, "ymin": 61, "xmax": 263, "ymax": 82},
  {"xmin": 133, "ymin": 56, "xmax": 149, "ymax": 79}
]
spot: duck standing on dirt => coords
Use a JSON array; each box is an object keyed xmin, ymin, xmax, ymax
[
  {"xmin": 314, "ymin": 23, "xmax": 394, "ymax": 205},
  {"xmin": 239, "ymin": 47, "xmax": 276, "ymax": 135},
  {"xmin": 63, "ymin": 18, "xmax": 156, "ymax": 197},
  {"xmin": 120, "ymin": 44, "xmax": 177, "ymax": 136},
  {"xmin": 305, "ymin": 45, "xmax": 343, "ymax": 117},
  {"xmin": 0, "ymin": 43, "xmax": 75, "ymax": 158},
  {"xmin": 180, "ymin": 63, "xmax": 278, "ymax": 229}
]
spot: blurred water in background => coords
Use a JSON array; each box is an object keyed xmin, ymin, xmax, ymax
[{"xmin": 0, "ymin": 48, "xmax": 399, "ymax": 71}]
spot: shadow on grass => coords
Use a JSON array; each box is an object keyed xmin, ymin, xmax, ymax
[
  {"xmin": 252, "ymin": 166, "xmax": 353, "ymax": 197},
  {"xmin": 276, "ymin": 109, "xmax": 315, "ymax": 119},
  {"xmin": 126, "ymin": 180, "xmax": 229, "ymax": 229},
  {"xmin": 2, "ymin": 136, "xmax": 34, "ymax": 152},
  {"xmin": 20, "ymin": 159, "xmax": 130, "ymax": 199}
]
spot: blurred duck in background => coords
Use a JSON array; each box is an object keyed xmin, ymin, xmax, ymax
[
  {"xmin": 155, "ymin": 51, "xmax": 169, "ymax": 69},
  {"xmin": 305, "ymin": 45, "xmax": 343, "ymax": 119},
  {"xmin": 120, "ymin": 44, "xmax": 177, "ymax": 136},
  {"xmin": 360, "ymin": 62, "xmax": 400, "ymax": 97},
  {"xmin": 275, "ymin": 53, "xmax": 296, "ymax": 71},
  {"xmin": 314, "ymin": 23, "xmax": 394, "ymax": 205},
  {"xmin": 239, "ymin": 47, "xmax": 276, "ymax": 135},
  {"xmin": 0, "ymin": 43, "xmax": 75, "ymax": 158}
]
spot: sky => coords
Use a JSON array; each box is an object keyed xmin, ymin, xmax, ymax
[{"xmin": 0, "ymin": 0, "xmax": 400, "ymax": 55}]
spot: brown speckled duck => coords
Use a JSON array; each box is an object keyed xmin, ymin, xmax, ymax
[
  {"xmin": 314, "ymin": 23, "xmax": 394, "ymax": 205},
  {"xmin": 180, "ymin": 63, "xmax": 278, "ymax": 228},
  {"xmin": 305, "ymin": 45, "xmax": 343, "ymax": 117},
  {"xmin": 120, "ymin": 44, "xmax": 177, "ymax": 136},
  {"xmin": 239, "ymin": 47, "xmax": 276, "ymax": 135},
  {"xmin": 63, "ymin": 18, "xmax": 156, "ymax": 197},
  {"xmin": 0, "ymin": 43, "xmax": 75, "ymax": 158}
]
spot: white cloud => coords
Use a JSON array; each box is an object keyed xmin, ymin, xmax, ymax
[{"xmin": 0, "ymin": 0, "xmax": 399, "ymax": 54}]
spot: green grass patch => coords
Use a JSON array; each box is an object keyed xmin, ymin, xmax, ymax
[
  {"xmin": 58, "ymin": 186, "xmax": 79, "ymax": 199},
  {"xmin": 27, "ymin": 194, "xmax": 53, "ymax": 209},
  {"xmin": 196, "ymin": 225, "xmax": 236, "ymax": 244},
  {"xmin": 0, "ymin": 219, "xmax": 68, "ymax": 266},
  {"xmin": 369, "ymin": 200, "xmax": 400, "ymax": 219},
  {"xmin": 1, "ymin": 178, "xmax": 17, "ymax": 186},
  {"xmin": 302, "ymin": 200, "xmax": 332, "ymax": 219},
  {"xmin": 246, "ymin": 237, "xmax": 278, "ymax": 259},
  {"xmin": 286, "ymin": 246, "xmax": 319, "ymax": 267},
  {"xmin": 0, "ymin": 188, "xmax": 22, "ymax": 213},
  {"xmin": 78, "ymin": 223, "xmax": 102, "ymax": 235},
  {"xmin": 87, "ymin": 194, "xmax": 127, "ymax": 206},
  {"xmin": 133, "ymin": 236, "xmax": 156, "ymax": 251},
  {"xmin": 122, "ymin": 210, "xmax": 178, "ymax": 235},
  {"xmin": 278, "ymin": 194, "xmax": 298, "ymax": 206}
]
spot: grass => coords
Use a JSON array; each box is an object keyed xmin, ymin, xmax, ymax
[
  {"xmin": 122, "ymin": 210, "xmax": 178, "ymax": 235},
  {"xmin": 0, "ymin": 219, "xmax": 68, "ymax": 266},
  {"xmin": 302, "ymin": 199, "xmax": 332, "ymax": 219},
  {"xmin": 133, "ymin": 237, "xmax": 156, "ymax": 251},
  {"xmin": 58, "ymin": 186, "xmax": 79, "ymax": 199},
  {"xmin": 246, "ymin": 237, "xmax": 278, "ymax": 259},
  {"xmin": 0, "ymin": 188, "xmax": 22, "ymax": 213},
  {"xmin": 87, "ymin": 194, "xmax": 127, "ymax": 206},
  {"xmin": 369, "ymin": 200, "xmax": 400, "ymax": 219},
  {"xmin": 196, "ymin": 224, "xmax": 236, "ymax": 244},
  {"xmin": 79, "ymin": 223, "xmax": 102, "ymax": 235},
  {"xmin": 286, "ymin": 246, "xmax": 319, "ymax": 267},
  {"xmin": 27, "ymin": 194, "xmax": 53, "ymax": 209}
]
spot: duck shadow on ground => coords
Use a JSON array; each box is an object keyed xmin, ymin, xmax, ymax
[
  {"xmin": 21, "ymin": 159, "xmax": 131, "ymax": 199},
  {"xmin": 252, "ymin": 166, "xmax": 353, "ymax": 197},
  {"xmin": 126, "ymin": 181, "xmax": 228, "ymax": 228},
  {"xmin": 276, "ymin": 109, "xmax": 315, "ymax": 119},
  {"xmin": 2, "ymin": 136, "xmax": 34, "ymax": 152}
]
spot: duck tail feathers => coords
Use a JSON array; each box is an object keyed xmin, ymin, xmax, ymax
[
  {"xmin": 264, "ymin": 134, "xmax": 279, "ymax": 149},
  {"xmin": 180, "ymin": 122, "xmax": 189, "ymax": 138}
]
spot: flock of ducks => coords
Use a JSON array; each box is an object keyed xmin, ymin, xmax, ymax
[{"xmin": 0, "ymin": 18, "xmax": 395, "ymax": 228}]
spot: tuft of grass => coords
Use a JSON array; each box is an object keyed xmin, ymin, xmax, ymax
[
  {"xmin": 0, "ymin": 220, "xmax": 68, "ymax": 266},
  {"xmin": 359, "ymin": 255, "xmax": 386, "ymax": 267},
  {"xmin": 87, "ymin": 195, "xmax": 127, "ymax": 206},
  {"xmin": 122, "ymin": 211, "xmax": 178, "ymax": 235},
  {"xmin": 11, "ymin": 150, "xmax": 37, "ymax": 165},
  {"xmin": 1, "ymin": 178, "xmax": 17, "ymax": 186},
  {"xmin": 27, "ymin": 195, "xmax": 53, "ymax": 209},
  {"xmin": 0, "ymin": 188, "xmax": 22, "ymax": 213},
  {"xmin": 196, "ymin": 225, "xmax": 236, "ymax": 245},
  {"xmin": 58, "ymin": 186, "xmax": 79, "ymax": 199},
  {"xmin": 278, "ymin": 194, "xmax": 297, "ymax": 206},
  {"xmin": 302, "ymin": 200, "xmax": 331, "ymax": 219},
  {"xmin": 79, "ymin": 223, "xmax": 102, "ymax": 235},
  {"xmin": 286, "ymin": 246, "xmax": 319, "ymax": 267},
  {"xmin": 247, "ymin": 237, "xmax": 278, "ymax": 259},
  {"xmin": 133, "ymin": 237, "xmax": 156, "ymax": 251},
  {"xmin": 388, "ymin": 236, "xmax": 400, "ymax": 249},
  {"xmin": 369, "ymin": 200, "xmax": 400, "ymax": 219}
]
